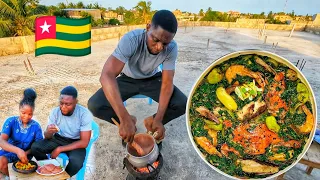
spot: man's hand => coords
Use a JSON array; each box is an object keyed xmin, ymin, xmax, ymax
[
  {"xmin": 46, "ymin": 124, "xmax": 59, "ymax": 134},
  {"xmin": 16, "ymin": 148, "xmax": 28, "ymax": 163},
  {"xmin": 51, "ymin": 147, "xmax": 62, "ymax": 159},
  {"xmin": 144, "ymin": 116, "xmax": 165, "ymax": 141},
  {"xmin": 119, "ymin": 115, "xmax": 137, "ymax": 143}
]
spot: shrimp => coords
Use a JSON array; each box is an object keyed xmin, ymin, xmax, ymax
[
  {"xmin": 196, "ymin": 106, "xmax": 220, "ymax": 124},
  {"xmin": 204, "ymin": 125, "xmax": 218, "ymax": 146},
  {"xmin": 297, "ymin": 105, "xmax": 314, "ymax": 134},
  {"xmin": 265, "ymin": 72, "xmax": 288, "ymax": 119},
  {"xmin": 225, "ymin": 65, "xmax": 265, "ymax": 88},
  {"xmin": 221, "ymin": 143, "xmax": 241, "ymax": 157},
  {"xmin": 195, "ymin": 137, "xmax": 222, "ymax": 157},
  {"xmin": 255, "ymin": 56, "xmax": 276, "ymax": 75}
]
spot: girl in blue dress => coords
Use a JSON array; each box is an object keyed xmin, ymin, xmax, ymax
[{"xmin": 0, "ymin": 88, "xmax": 43, "ymax": 176}]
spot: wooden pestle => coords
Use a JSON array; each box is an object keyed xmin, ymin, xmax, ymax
[{"xmin": 111, "ymin": 118, "xmax": 145, "ymax": 156}]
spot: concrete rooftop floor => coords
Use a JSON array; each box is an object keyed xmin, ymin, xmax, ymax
[{"xmin": 84, "ymin": 27, "xmax": 320, "ymax": 180}]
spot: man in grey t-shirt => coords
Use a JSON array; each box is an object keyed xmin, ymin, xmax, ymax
[
  {"xmin": 88, "ymin": 10, "xmax": 187, "ymax": 144},
  {"xmin": 31, "ymin": 86, "xmax": 92, "ymax": 177}
]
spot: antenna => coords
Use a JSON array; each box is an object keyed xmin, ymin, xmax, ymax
[{"xmin": 283, "ymin": 0, "xmax": 288, "ymax": 12}]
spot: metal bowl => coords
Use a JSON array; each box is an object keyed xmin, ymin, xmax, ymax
[
  {"xmin": 12, "ymin": 160, "xmax": 38, "ymax": 174},
  {"xmin": 126, "ymin": 133, "xmax": 159, "ymax": 168},
  {"xmin": 185, "ymin": 50, "xmax": 317, "ymax": 179}
]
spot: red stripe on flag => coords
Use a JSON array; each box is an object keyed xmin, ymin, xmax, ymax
[{"xmin": 35, "ymin": 16, "xmax": 56, "ymax": 41}]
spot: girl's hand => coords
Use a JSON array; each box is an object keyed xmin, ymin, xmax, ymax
[{"xmin": 16, "ymin": 149, "xmax": 28, "ymax": 163}]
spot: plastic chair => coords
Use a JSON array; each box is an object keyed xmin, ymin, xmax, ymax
[
  {"xmin": 50, "ymin": 120, "xmax": 100, "ymax": 180},
  {"xmin": 123, "ymin": 64, "xmax": 163, "ymax": 106}
]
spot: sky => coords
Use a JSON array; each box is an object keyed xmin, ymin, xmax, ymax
[{"xmin": 40, "ymin": 0, "xmax": 320, "ymax": 16}]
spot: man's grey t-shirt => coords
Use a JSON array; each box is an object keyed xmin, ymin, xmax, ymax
[
  {"xmin": 112, "ymin": 29, "xmax": 178, "ymax": 79},
  {"xmin": 48, "ymin": 104, "xmax": 92, "ymax": 139}
]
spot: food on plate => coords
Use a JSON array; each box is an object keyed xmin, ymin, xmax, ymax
[
  {"xmin": 38, "ymin": 164, "xmax": 63, "ymax": 174},
  {"xmin": 189, "ymin": 54, "xmax": 314, "ymax": 178},
  {"xmin": 15, "ymin": 161, "xmax": 36, "ymax": 170}
]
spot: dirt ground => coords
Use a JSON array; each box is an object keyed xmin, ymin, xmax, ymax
[{"xmin": 0, "ymin": 27, "xmax": 319, "ymax": 180}]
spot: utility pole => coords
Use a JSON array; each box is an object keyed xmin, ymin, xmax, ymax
[{"xmin": 283, "ymin": 0, "xmax": 288, "ymax": 12}]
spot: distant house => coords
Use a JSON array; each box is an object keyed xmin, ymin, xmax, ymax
[
  {"xmin": 103, "ymin": 11, "xmax": 118, "ymax": 20},
  {"xmin": 227, "ymin": 11, "xmax": 241, "ymax": 18},
  {"xmin": 63, "ymin": 9, "xmax": 101, "ymax": 20},
  {"xmin": 172, "ymin": 9, "xmax": 195, "ymax": 21},
  {"xmin": 117, "ymin": 15, "xmax": 124, "ymax": 22},
  {"xmin": 273, "ymin": 15, "xmax": 292, "ymax": 22}
]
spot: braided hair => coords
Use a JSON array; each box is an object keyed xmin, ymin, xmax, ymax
[{"xmin": 19, "ymin": 88, "xmax": 37, "ymax": 110}]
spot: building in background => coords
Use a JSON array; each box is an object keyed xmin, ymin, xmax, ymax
[
  {"xmin": 273, "ymin": 15, "xmax": 293, "ymax": 22},
  {"xmin": 103, "ymin": 11, "xmax": 118, "ymax": 20},
  {"xmin": 227, "ymin": 10, "xmax": 241, "ymax": 18},
  {"xmin": 63, "ymin": 9, "xmax": 101, "ymax": 20},
  {"xmin": 172, "ymin": 9, "xmax": 195, "ymax": 21}
]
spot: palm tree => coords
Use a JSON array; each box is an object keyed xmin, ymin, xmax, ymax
[
  {"xmin": 134, "ymin": 1, "xmax": 152, "ymax": 24},
  {"xmin": 0, "ymin": 0, "xmax": 40, "ymax": 37},
  {"xmin": 57, "ymin": 2, "xmax": 66, "ymax": 9},
  {"xmin": 67, "ymin": 2, "xmax": 76, "ymax": 9},
  {"xmin": 76, "ymin": 1, "xmax": 84, "ymax": 9},
  {"xmin": 86, "ymin": 3, "xmax": 93, "ymax": 9}
]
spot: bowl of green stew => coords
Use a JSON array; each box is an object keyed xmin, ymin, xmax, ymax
[{"xmin": 186, "ymin": 50, "xmax": 317, "ymax": 179}]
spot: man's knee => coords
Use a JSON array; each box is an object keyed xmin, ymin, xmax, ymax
[
  {"xmin": 31, "ymin": 141, "xmax": 41, "ymax": 153},
  {"xmin": 87, "ymin": 96, "xmax": 100, "ymax": 116}
]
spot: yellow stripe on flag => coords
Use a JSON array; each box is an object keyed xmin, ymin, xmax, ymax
[
  {"xmin": 56, "ymin": 24, "xmax": 91, "ymax": 34},
  {"xmin": 36, "ymin": 39, "xmax": 91, "ymax": 49}
]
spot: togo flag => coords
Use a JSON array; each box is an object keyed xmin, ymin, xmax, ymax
[{"xmin": 35, "ymin": 16, "xmax": 91, "ymax": 57}]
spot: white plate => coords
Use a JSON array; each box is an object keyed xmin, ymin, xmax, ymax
[{"xmin": 36, "ymin": 159, "xmax": 65, "ymax": 176}]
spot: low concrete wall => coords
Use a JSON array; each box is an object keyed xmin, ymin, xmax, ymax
[
  {"xmin": 0, "ymin": 25, "xmax": 145, "ymax": 56},
  {"xmin": 305, "ymin": 25, "xmax": 320, "ymax": 35},
  {"xmin": 179, "ymin": 21, "xmax": 306, "ymax": 31},
  {"xmin": 0, "ymin": 22, "xmax": 316, "ymax": 56}
]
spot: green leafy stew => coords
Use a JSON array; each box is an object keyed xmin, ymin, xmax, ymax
[{"xmin": 189, "ymin": 54, "xmax": 313, "ymax": 179}]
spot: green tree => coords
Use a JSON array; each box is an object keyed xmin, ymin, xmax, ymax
[
  {"xmin": 76, "ymin": 1, "xmax": 85, "ymax": 9},
  {"xmin": 199, "ymin": 9, "xmax": 204, "ymax": 16},
  {"xmin": 115, "ymin": 6, "xmax": 126, "ymax": 15},
  {"xmin": 86, "ymin": 3, "xmax": 93, "ymax": 9},
  {"xmin": 124, "ymin": 11, "xmax": 136, "ymax": 25},
  {"xmin": 80, "ymin": 11, "xmax": 96, "ymax": 27},
  {"xmin": 134, "ymin": 1, "xmax": 152, "ymax": 24},
  {"xmin": 53, "ymin": 9, "xmax": 69, "ymax": 18},
  {"xmin": 267, "ymin": 11, "xmax": 273, "ymax": 19},
  {"xmin": 67, "ymin": 2, "xmax": 76, "ymax": 8},
  {"xmin": 206, "ymin": 7, "xmax": 212, "ymax": 13},
  {"xmin": 47, "ymin": 5, "xmax": 59, "ymax": 16},
  {"xmin": 29, "ymin": 4, "xmax": 48, "ymax": 15},
  {"xmin": 93, "ymin": 2, "xmax": 100, "ymax": 9},
  {"xmin": 0, "ymin": 0, "xmax": 41, "ymax": 37},
  {"xmin": 57, "ymin": 2, "xmax": 67, "ymax": 9},
  {"xmin": 290, "ymin": 10, "xmax": 295, "ymax": 18},
  {"xmin": 109, "ymin": 18, "xmax": 120, "ymax": 25}
]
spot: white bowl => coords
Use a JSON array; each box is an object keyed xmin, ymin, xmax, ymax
[{"xmin": 185, "ymin": 50, "xmax": 317, "ymax": 180}]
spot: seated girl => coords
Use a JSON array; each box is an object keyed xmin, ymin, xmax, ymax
[{"xmin": 0, "ymin": 88, "xmax": 43, "ymax": 176}]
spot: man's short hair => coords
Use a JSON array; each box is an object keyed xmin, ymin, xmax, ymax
[
  {"xmin": 151, "ymin": 10, "xmax": 178, "ymax": 34},
  {"xmin": 60, "ymin": 86, "xmax": 78, "ymax": 99}
]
